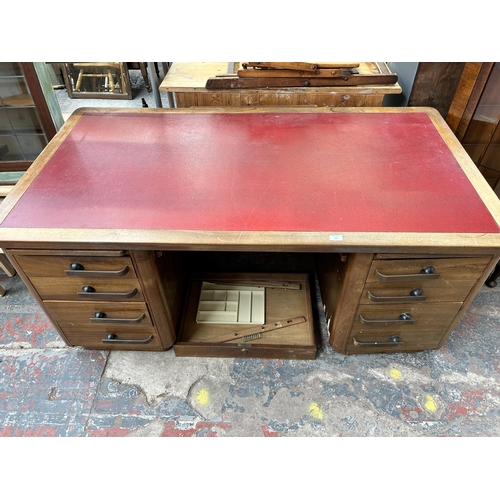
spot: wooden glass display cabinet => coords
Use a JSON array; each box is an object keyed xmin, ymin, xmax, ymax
[
  {"xmin": 1, "ymin": 107, "xmax": 500, "ymax": 359},
  {"xmin": 0, "ymin": 62, "xmax": 61, "ymax": 196}
]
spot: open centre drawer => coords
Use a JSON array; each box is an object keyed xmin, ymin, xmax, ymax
[{"xmin": 175, "ymin": 272, "xmax": 316, "ymax": 359}]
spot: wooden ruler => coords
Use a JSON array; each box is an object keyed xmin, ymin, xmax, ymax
[
  {"xmin": 237, "ymin": 68, "xmax": 346, "ymax": 78},
  {"xmin": 207, "ymin": 280, "xmax": 301, "ymax": 290},
  {"xmin": 212, "ymin": 316, "xmax": 306, "ymax": 343},
  {"xmin": 243, "ymin": 62, "xmax": 360, "ymax": 70}
]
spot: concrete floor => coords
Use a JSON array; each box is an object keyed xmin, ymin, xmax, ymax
[
  {"xmin": 1, "ymin": 265, "xmax": 500, "ymax": 437},
  {"xmin": 1, "ymin": 72, "xmax": 500, "ymax": 439}
]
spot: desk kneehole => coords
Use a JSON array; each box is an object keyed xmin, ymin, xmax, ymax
[{"xmin": 175, "ymin": 273, "xmax": 316, "ymax": 360}]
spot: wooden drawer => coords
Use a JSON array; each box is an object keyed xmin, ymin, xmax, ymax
[
  {"xmin": 351, "ymin": 303, "xmax": 462, "ymax": 335},
  {"xmin": 14, "ymin": 254, "xmax": 137, "ymax": 279},
  {"xmin": 367, "ymin": 257, "xmax": 490, "ymax": 283},
  {"xmin": 175, "ymin": 273, "xmax": 316, "ymax": 359},
  {"xmin": 62, "ymin": 327, "xmax": 162, "ymax": 351},
  {"xmin": 28, "ymin": 277, "xmax": 144, "ymax": 301},
  {"xmin": 345, "ymin": 330, "xmax": 444, "ymax": 354},
  {"xmin": 43, "ymin": 301, "xmax": 153, "ymax": 328},
  {"xmin": 359, "ymin": 279, "xmax": 478, "ymax": 304}
]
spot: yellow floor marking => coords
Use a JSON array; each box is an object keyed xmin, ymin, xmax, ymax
[
  {"xmin": 308, "ymin": 402, "xmax": 323, "ymax": 420},
  {"xmin": 389, "ymin": 368, "xmax": 403, "ymax": 380},
  {"xmin": 424, "ymin": 394, "xmax": 438, "ymax": 412},
  {"xmin": 195, "ymin": 388, "xmax": 210, "ymax": 405}
]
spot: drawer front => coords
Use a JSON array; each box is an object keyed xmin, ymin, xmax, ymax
[
  {"xmin": 367, "ymin": 257, "xmax": 490, "ymax": 283},
  {"xmin": 346, "ymin": 330, "xmax": 443, "ymax": 354},
  {"xmin": 29, "ymin": 277, "xmax": 144, "ymax": 301},
  {"xmin": 360, "ymin": 280, "xmax": 477, "ymax": 304},
  {"xmin": 14, "ymin": 254, "xmax": 137, "ymax": 279},
  {"xmin": 44, "ymin": 301, "xmax": 153, "ymax": 328},
  {"xmin": 173, "ymin": 342, "xmax": 317, "ymax": 360},
  {"xmin": 63, "ymin": 327, "xmax": 162, "ymax": 351},
  {"xmin": 351, "ymin": 303, "xmax": 462, "ymax": 335}
]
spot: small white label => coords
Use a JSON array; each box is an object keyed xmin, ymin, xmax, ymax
[{"xmin": 329, "ymin": 235, "xmax": 344, "ymax": 241}]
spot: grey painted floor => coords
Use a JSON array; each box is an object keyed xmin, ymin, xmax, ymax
[{"xmin": 1, "ymin": 265, "xmax": 500, "ymax": 438}]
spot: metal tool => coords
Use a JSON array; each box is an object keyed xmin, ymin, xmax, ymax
[{"xmin": 213, "ymin": 316, "xmax": 306, "ymax": 343}]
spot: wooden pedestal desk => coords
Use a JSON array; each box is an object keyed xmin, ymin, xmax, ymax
[{"xmin": 1, "ymin": 107, "xmax": 499, "ymax": 359}]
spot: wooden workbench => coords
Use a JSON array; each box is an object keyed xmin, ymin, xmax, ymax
[
  {"xmin": 0, "ymin": 106, "xmax": 499, "ymax": 359},
  {"xmin": 159, "ymin": 62, "xmax": 402, "ymax": 108}
]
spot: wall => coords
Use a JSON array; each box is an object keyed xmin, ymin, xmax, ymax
[{"xmin": 383, "ymin": 62, "xmax": 419, "ymax": 106}]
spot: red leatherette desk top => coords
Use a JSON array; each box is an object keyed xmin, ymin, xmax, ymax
[{"xmin": 2, "ymin": 110, "xmax": 499, "ymax": 234}]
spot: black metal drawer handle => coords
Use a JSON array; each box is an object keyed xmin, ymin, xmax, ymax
[
  {"xmin": 360, "ymin": 312, "xmax": 414, "ymax": 325},
  {"xmin": 78, "ymin": 286, "xmax": 138, "ymax": 299},
  {"xmin": 368, "ymin": 288, "xmax": 427, "ymax": 302},
  {"xmin": 376, "ymin": 267, "xmax": 440, "ymax": 282},
  {"xmin": 102, "ymin": 333, "xmax": 153, "ymax": 344},
  {"xmin": 353, "ymin": 335, "xmax": 404, "ymax": 347},
  {"xmin": 90, "ymin": 312, "xmax": 146, "ymax": 324},
  {"xmin": 65, "ymin": 263, "xmax": 129, "ymax": 277}
]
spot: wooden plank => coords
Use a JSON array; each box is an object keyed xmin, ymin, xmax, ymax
[
  {"xmin": 237, "ymin": 69, "xmax": 343, "ymax": 78},
  {"xmin": 407, "ymin": 62, "xmax": 466, "ymax": 118},
  {"xmin": 245, "ymin": 62, "xmax": 321, "ymax": 71},
  {"xmin": 244, "ymin": 62, "xmax": 360, "ymax": 70},
  {"xmin": 445, "ymin": 62, "xmax": 484, "ymax": 132},
  {"xmin": 258, "ymin": 93, "xmax": 280, "ymax": 106},
  {"xmin": 174, "ymin": 92, "xmax": 186, "ymax": 107},
  {"xmin": 455, "ymin": 63, "xmax": 495, "ymax": 141},
  {"xmin": 181, "ymin": 93, "xmax": 198, "ymax": 107},
  {"xmin": 200, "ymin": 92, "xmax": 223, "ymax": 107},
  {"xmin": 221, "ymin": 93, "xmax": 241, "ymax": 106},
  {"xmin": 364, "ymin": 95, "xmax": 384, "ymax": 106},
  {"xmin": 277, "ymin": 93, "xmax": 302, "ymax": 106},
  {"xmin": 241, "ymin": 93, "xmax": 260, "ymax": 106},
  {"xmin": 206, "ymin": 74, "xmax": 398, "ymax": 89}
]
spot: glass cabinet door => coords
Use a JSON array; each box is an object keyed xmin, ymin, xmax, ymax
[
  {"xmin": 0, "ymin": 62, "xmax": 49, "ymax": 168},
  {"xmin": 461, "ymin": 62, "xmax": 500, "ymax": 194}
]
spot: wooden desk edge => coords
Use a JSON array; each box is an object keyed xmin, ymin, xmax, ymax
[{"xmin": 1, "ymin": 228, "xmax": 500, "ymax": 255}]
